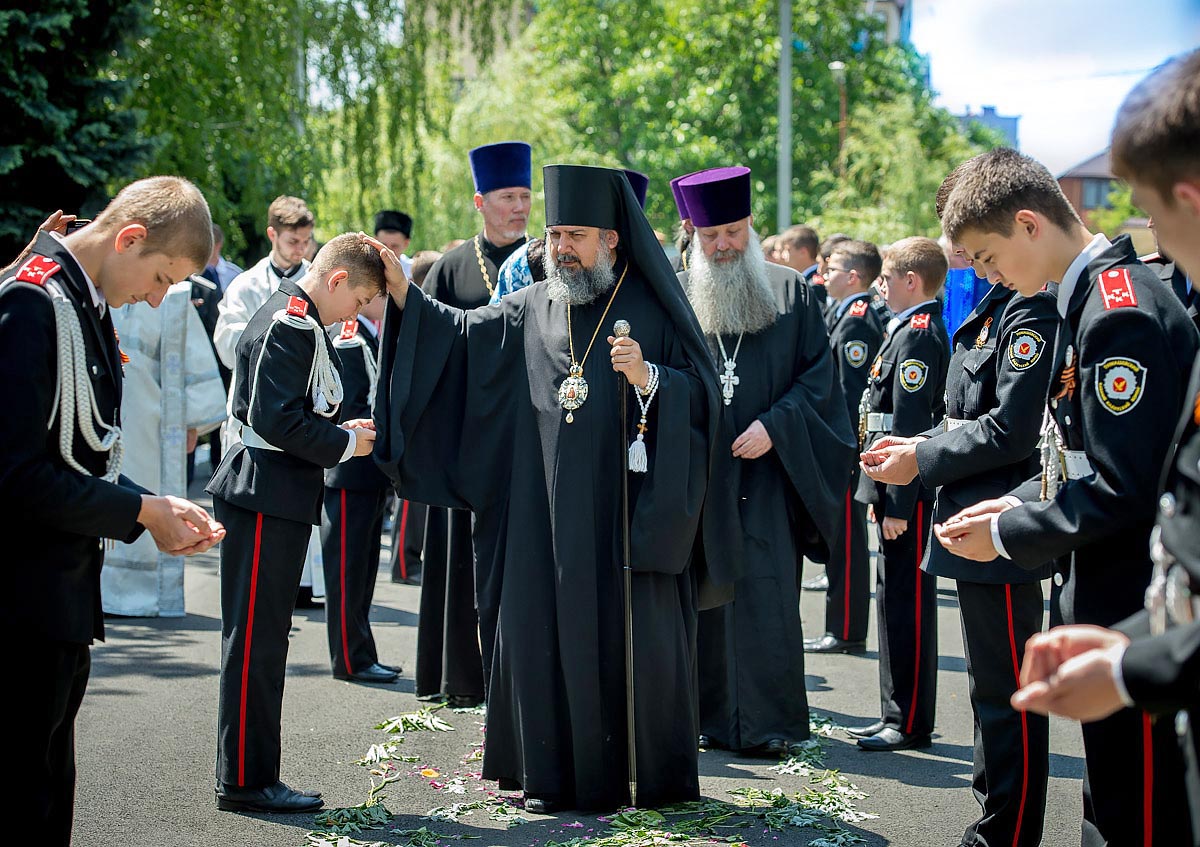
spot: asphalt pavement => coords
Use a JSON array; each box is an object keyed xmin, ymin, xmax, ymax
[{"xmin": 74, "ymin": 480, "xmax": 1088, "ymax": 846}]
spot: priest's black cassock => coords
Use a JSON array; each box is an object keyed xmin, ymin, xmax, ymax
[
  {"xmin": 416, "ymin": 233, "xmax": 524, "ymax": 701},
  {"xmin": 678, "ymin": 170, "xmax": 855, "ymax": 752},
  {"xmin": 375, "ymin": 166, "xmax": 723, "ymax": 811}
]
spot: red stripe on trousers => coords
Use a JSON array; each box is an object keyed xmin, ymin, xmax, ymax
[
  {"xmin": 905, "ymin": 502, "xmax": 924, "ymax": 735},
  {"xmin": 237, "ymin": 512, "xmax": 264, "ymax": 786},
  {"xmin": 340, "ymin": 489, "xmax": 353, "ymax": 674},
  {"xmin": 397, "ymin": 500, "xmax": 410, "ymax": 580},
  {"xmin": 1004, "ymin": 584, "xmax": 1030, "ymax": 847},
  {"xmin": 843, "ymin": 486, "xmax": 852, "ymax": 640},
  {"xmin": 1143, "ymin": 712, "xmax": 1154, "ymax": 845}
]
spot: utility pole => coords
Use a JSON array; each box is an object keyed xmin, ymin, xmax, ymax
[
  {"xmin": 829, "ymin": 60, "xmax": 847, "ymax": 177},
  {"xmin": 777, "ymin": 0, "xmax": 792, "ymax": 233}
]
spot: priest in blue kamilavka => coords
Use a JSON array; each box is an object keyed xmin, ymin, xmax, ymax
[
  {"xmin": 680, "ymin": 167, "xmax": 856, "ymax": 756},
  {"xmin": 373, "ymin": 164, "xmax": 724, "ymax": 812}
]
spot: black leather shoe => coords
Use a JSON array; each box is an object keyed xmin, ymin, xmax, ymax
[
  {"xmin": 846, "ymin": 720, "xmax": 886, "ymax": 739},
  {"xmin": 216, "ymin": 780, "xmax": 324, "ymax": 813},
  {"xmin": 803, "ymin": 634, "xmax": 867, "ymax": 654},
  {"xmin": 524, "ymin": 796, "xmax": 561, "ymax": 814},
  {"xmin": 446, "ymin": 694, "xmax": 484, "ymax": 708},
  {"xmin": 698, "ymin": 734, "xmax": 712, "ymax": 749},
  {"xmin": 335, "ymin": 663, "xmax": 399, "ymax": 683},
  {"xmin": 377, "ymin": 662, "xmax": 403, "ymax": 675},
  {"xmin": 800, "ymin": 573, "xmax": 829, "ymax": 592},
  {"xmin": 281, "ymin": 781, "xmax": 321, "ymax": 799},
  {"xmin": 757, "ymin": 738, "xmax": 791, "ymax": 758},
  {"xmin": 856, "ymin": 727, "xmax": 932, "ymax": 751}
]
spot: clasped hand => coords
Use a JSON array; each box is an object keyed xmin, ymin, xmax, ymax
[
  {"xmin": 607, "ymin": 335, "xmax": 649, "ymax": 389},
  {"xmin": 138, "ymin": 495, "xmax": 225, "ymax": 556}
]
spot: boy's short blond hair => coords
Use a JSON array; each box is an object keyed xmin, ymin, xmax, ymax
[
  {"xmin": 313, "ymin": 233, "xmax": 386, "ymax": 295},
  {"xmin": 410, "ymin": 250, "xmax": 442, "ymax": 288},
  {"xmin": 884, "ymin": 237, "xmax": 948, "ymax": 296},
  {"xmin": 93, "ymin": 176, "xmax": 213, "ymax": 269}
]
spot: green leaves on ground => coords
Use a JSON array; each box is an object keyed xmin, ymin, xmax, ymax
[{"xmin": 376, "ymin": 704, "xmax": 456, "ymax": 734}]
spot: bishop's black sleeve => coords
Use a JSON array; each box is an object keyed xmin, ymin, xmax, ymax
[
  {"xmin": 883, "ymin": 329, "xmax": 944, "ymax": 520},
  {"xmin": 917, "ymin": 294, "xmax": 1058, "ymax": 489},
  {"xmin": 0, "ymin": 286, "xmax": 144, "ymax": 542},
  {"xmin": 759, "ymin": 298, "xmax": 856, "ymax": 546},
  {"xmin": 373, "ymin": 285, "xmax": 522, "ymax": 512},
  {"xmin": 998, "ymin": 307, "xmax": 1187, "ymax": 567},
  {"xmin": 245, "ymin": 324, "xmax": 351, "ymax": 469}
]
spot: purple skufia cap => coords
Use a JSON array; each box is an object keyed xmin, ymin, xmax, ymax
[
  {"xmin": 677, "ymin": 167, "xmax": 752, "ymax": 228},
  {"xmin": 468, "ymin": 141, "xmax": 532, "ymax": 194},
  {"xmin": 623, "ymin": 169, "xmax": 649, "ymax": 209},
  {"xmin": 670, "ymin": 171, "xmax": 698, "ymax": 220}
]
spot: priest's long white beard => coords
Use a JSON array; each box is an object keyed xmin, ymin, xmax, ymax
[
  {"xmin": 687, "ymin": 231, "xmax": 778, "ymax": 336},
  {"xmin": 545, "ymin": 239, "xmax": 616, "ymax": 305}
]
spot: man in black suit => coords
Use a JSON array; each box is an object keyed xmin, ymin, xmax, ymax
[
  {"xmin": 322, "ymin": 292, "xmax": 398, "ymax": 683},
  {"xmin": 0, "ymin": 178, "xmax": 225, "ymax": 846},
  {"xmin": 207, "ymin": 234, "xmax": 383, "ymax": 813}
]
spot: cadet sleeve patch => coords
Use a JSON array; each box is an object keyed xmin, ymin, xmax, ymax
[
  {"xmin": 1098, "ymin": 268, "xmax": 1138, "ymax": 311},
  {"xmin": 899, "ymin": 359, "xmax": 928, "ymax": 392},
  {"xmin": 1095, "ymin": 357, "xmax": 1146, "ymax": 415},
  {"xmin": 286, "ymin": 295, "xmax": 309, "ymax": 318},
  {"xmin": 844, "ymin": 340, "xmax": 868, "ymax": 368},
  {"xmin": 848, "ymin": 300, "xmax": 869, "ymax": 318},
  {"xmin": 339, "ymin": 319, "xmax": 359, "ymax": 340},
  {"xmin": 15, "ymin": 256, "xmax": 60, "ymax": 285},
  {"xmin": 910, "ymin": 313, "xmax": 931, "ymax": 330},
  {"xmin": 1008, "ymin": 328, "xmax": 1045, "ymax": 371}
]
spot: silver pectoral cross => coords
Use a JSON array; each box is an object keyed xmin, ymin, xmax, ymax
[{"xmin": 720, "ymin": 360, "xmax": 739, "ymax": 405}]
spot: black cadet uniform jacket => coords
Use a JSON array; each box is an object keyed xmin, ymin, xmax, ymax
[
  {"xmin": 0, "ymin": 233, "xmax": 149, "ymax": 644},
  {"xmin": 326, "ymin": 319, "xmax": 389, "ymax": 491},
  {"xmin": 998, "ymin": 236, "xmax": 1200, "ymax": 625},
  {"xmin": 916, "ymin": 283, "xmax": 1059, "ymax": 583},
  {"xmin": 1145, "ymin": 252, "xmax": 1199, "ymax": 335},
  {"xmin": 855, "ymin": 300, "xmax": 951, "ymax": 519},
  {"xmin": 826, "ymin": 292, "xmax": 884, "ymax": 439},
  {"xmin": 207, "ymin": 279, "xmax": 350, "ymax": 526}
]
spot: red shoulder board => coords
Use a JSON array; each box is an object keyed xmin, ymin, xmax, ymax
[
  {"xmin": 910, "ymin": 313, "xmax": 931, "ymax": 330},
  {"xmin": 849, "ymin": 300, "xmax": 869, "ymax": 318},
  {"xmin": 286, "ymin": 296, "xmax": 309, "ymax": 318},
  {"xmin": 339, "ymin": 319, "xmax": 359, "ymax": 340},
  {"xmin": 1098, "ymin": 268, "xmax": 1138, "ymax": 310},
  {"xmin": 15, "ymin": 256, "xmax": 60, "ymax": 286}
]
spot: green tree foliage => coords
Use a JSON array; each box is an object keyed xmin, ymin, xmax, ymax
[
  {"xmin": 1090, "ymin": 181, "xmax": 1144, "ymax": 239},
  {"xmin": 0, "ymin": 2, "xmax": 155, "ymax": 257}
]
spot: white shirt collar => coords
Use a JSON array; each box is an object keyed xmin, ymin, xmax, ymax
[
  {"xmin": 50, "ymin": 232, "xmax": 105, "ymax": 314},
  {"xmin": 1057, "ymin": 233, "xmax": 1112, "ymax": 318},
  {"xmin": 834, "ymin": 291, "xmax": 870, "ymax": 319},
  {"xmin": 356, "ymin": 315, "xmax": 379, "ymax": 338},
  {"xmin": 886, "ymin": 298, "xmax": 937, "ymax": 335}
]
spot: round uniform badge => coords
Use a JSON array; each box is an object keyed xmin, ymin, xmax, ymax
[
  {"xmin": 1095, "ymin": 357, "xmax": 1146, "ymax": 415},
  {"xmin": 844, "ymin": 340, "xmax": 868, "ymax": 369},
  {"xmin": 899, "ymin": 359, "xmax": 928, "ymax": 393},
  {"xmin": 1008, "ymin": 328, "xmax": 1045, "ymax": 371}
]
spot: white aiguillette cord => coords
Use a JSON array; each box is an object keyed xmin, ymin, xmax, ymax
[{"xmin": 615, "ymin": 318, "xmax": 659, "ymax": 473}]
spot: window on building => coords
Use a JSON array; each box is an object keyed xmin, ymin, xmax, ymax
[{"xmin": 1082, "ymin": 178, "xmax": 1114, "ymax": 210}]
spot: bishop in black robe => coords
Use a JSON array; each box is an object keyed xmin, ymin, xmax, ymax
[{"xmin": 374, "ymin": 165, "xmax": 721, "ymax": 811}]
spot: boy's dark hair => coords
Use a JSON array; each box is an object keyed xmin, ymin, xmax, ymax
[
  {"xmin": 884, "ymin": 236, "xmax": 948, "ymax": 295},
  {"xmin": 935, "ymin": 159, "xmax": 979, "ymax": 222},
  {"xmin": 94, "ymin": 176, "xmax": 213, "ymax": 269},
  {"xmin": 941, "ymin": 148, "xmax": 1081, "ymax": 242},
  {"xmin": 1111, "ymin": 48, "xmax": 1200, "ymax": 203},
  {"xmin": 267, "ymin": 195, "xmax": 314, "ymax": 232},
  {"xmin": 410, "ymin": 250, "xmax": 442, "ymax": 288},
  {"xmin": 819, "ymin": 233, "xmax": 850, "ymax": 260},
  {"xmin": 778, "ymin": 224, "xmax": 819, "ymax": 258},
  {"xmin": 830, "ymin": 239, "xmax": 882, "ymax": 284},
  {"xmin": 313, "ymin": 233, "xmax": 386, "ymax": 295},
  {"xmin": 526, "ymin": 237, "xmax": 547, "ymax": 283}
]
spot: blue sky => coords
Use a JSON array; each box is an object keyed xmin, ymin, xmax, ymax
[{"xmin": 908, "ymin": 0, "xmax": 1200, "ymax": 175}]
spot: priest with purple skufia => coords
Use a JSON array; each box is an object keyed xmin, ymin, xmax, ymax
[{"xmin": 372, "ymin": 164, "xmax": 724, "ymax": 812}]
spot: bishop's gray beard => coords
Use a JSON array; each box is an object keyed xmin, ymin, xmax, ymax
[
  {"xmin": 544, "ymin": 240, "xmax": 616, "ymax": 305},
  {"xmin": 686, "ymin": 231, "xmax": 778, "ymax": 336}
]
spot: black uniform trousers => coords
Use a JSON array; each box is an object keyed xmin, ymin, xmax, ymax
[
  {"xmin": 415, "ymin": 506, "xmax": 484, "ymax": 700},
  {"xmin": 957, "ymin": 579, "xmax": 1048, "ymax": 847},
  {"xmin": 15, "ymin": 641, "xmax": 89, "ymax": 846},
  {"xmin": 390, "ymin": 499, "xmax": 426, "ymax": 583},
  {"xmin": 875, "ymin": 500, "xmax": 937, "ymax": 736},
  {"xmin": 321, "ymin": 486, "xmax": 387, "ymax": 676},
  {"xmin": 824, "ymin": 480, "xmax": 872, "ymax": 642},
  {"xmin": 214, "ymin": 497, "xmax": 311, "ymax": 789}
]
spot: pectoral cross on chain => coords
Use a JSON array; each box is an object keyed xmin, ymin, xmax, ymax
[{"xmin": 720, "ymin": 359, "xmax": 739, "ymax": 406}]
